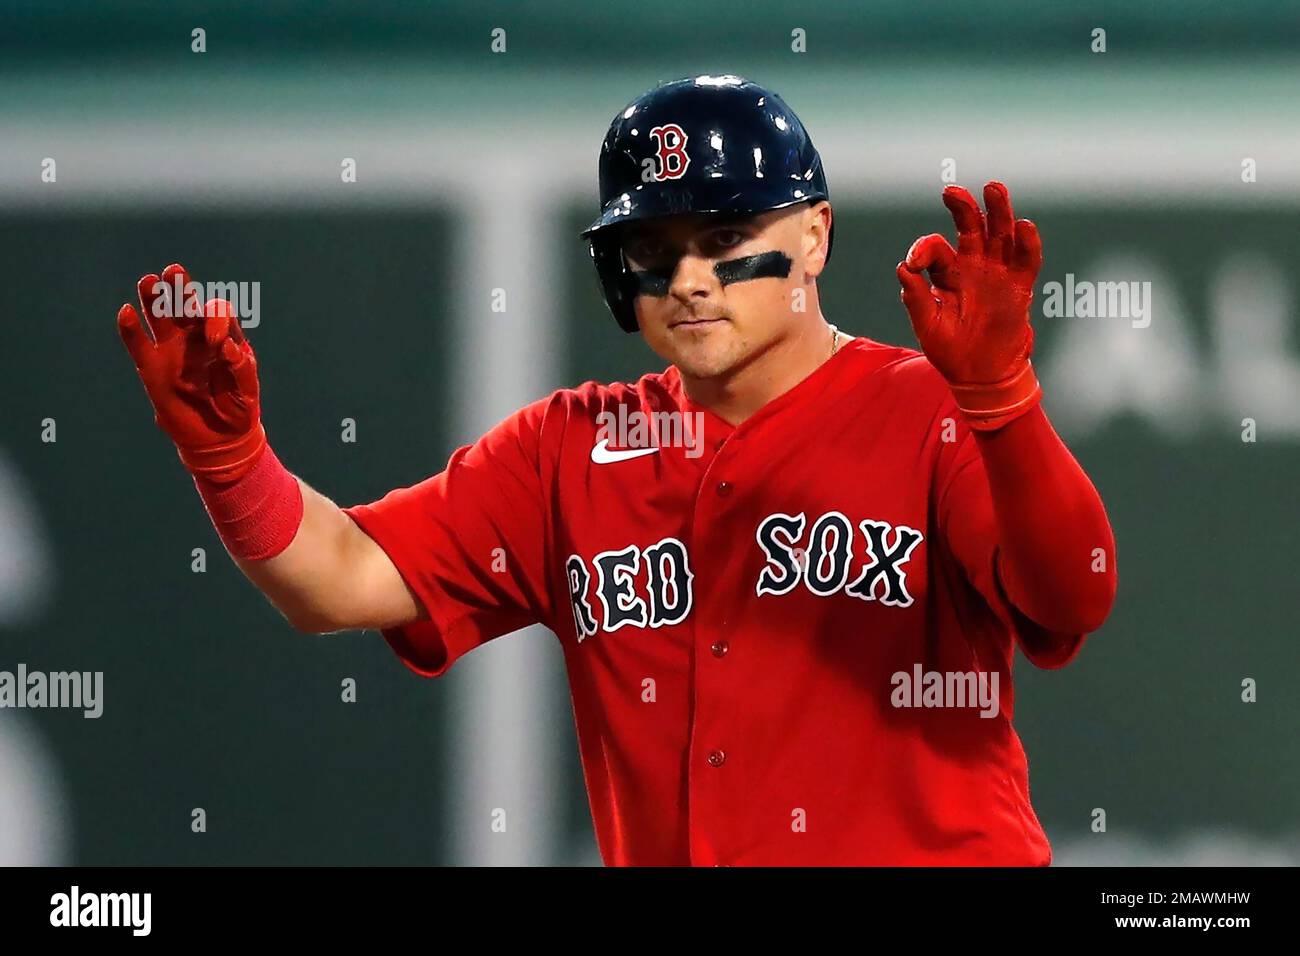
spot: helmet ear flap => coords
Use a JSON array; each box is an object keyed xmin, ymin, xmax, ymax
[{"xmin": 589, "ymin": 232, "xmax": 640, "ymax": 334}]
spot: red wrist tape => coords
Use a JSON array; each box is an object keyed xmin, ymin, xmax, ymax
[
  {"xmin": 948, "ymin": 362, "xmax": 1043, "ymax": 431},
  {"xmin": 193, "ymin": 444, "xmax": 304, "ymax": 561}
]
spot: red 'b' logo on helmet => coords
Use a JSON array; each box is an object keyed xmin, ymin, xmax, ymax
[{"xmin": 648, "ymin": 124, "xmax": 690, "ymax": 181}]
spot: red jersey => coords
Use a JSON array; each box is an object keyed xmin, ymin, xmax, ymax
[{"xmin": 343, "ymin": 336, "xmax": 1082, "ymax": 865}]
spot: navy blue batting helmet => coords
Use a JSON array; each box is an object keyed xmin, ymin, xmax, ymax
[{"xmin": 582, "ymin": 74, "xmax": 833, "ymax": 333}]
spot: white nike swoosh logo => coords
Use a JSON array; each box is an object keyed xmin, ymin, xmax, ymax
[{"xmin": 591, "ymin": 439, "xmax": 660, "ymax": 464}]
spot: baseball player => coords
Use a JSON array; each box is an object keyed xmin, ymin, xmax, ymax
[{"xmin": 117, "ymin": 74, "xmax": 1116, "ymax": 865}]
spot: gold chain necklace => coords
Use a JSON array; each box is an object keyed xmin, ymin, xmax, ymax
[{"xmin": 829, "ymin": 322, "xmax": 841, "ymax": 359}]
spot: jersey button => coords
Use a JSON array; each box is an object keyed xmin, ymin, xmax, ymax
[
  {"xmin": 707, "ymin": 749, "xmax": 726, "ymax": 767},
  {"xmin": 716, "ymin": 480, "xmax": 732, "ymax": 497},
  {"xmin": 711, "ymin": 640, "xmax": 729, "ymax": 658}
]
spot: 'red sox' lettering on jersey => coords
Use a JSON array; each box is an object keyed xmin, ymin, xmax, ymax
[
  {"xmin": 343, "ymin": 337, "xmax": 1077, "ymax": 866},
  {"xmin": 569, "ymin": 512, "xmax": 924, "ymax": 639}
]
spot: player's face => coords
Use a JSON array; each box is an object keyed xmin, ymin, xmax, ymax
[{"xmin": 623, "ymin": 202, "xmax": 831, "ymax": 381}]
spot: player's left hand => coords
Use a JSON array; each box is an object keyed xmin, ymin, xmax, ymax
[{"xmin": 896, "ymin": 181, "xmax": 1043, "ymax": 430}]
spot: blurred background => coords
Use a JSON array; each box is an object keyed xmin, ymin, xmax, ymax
[{"xmin": 1, "ymin": 1, "xmax": 1297, "ymax": 865}]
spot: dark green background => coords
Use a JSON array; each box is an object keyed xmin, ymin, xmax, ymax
[
  {"xmin": 4, "ymin": 1, "xmax": 1299, "ymax": 63},
  {"xmin": 4, "ymin": 210, "xmax": 461, "ymax": 864}
]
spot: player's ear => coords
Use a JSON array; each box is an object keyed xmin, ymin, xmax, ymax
[{"xmin": 802, "ymin": 201, "xmax": 832, "ymax": 278}]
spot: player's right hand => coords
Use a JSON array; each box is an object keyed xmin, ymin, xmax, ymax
[{"xmin": 117, "ymin": 263, "xmax": 266, "ymax": 483}]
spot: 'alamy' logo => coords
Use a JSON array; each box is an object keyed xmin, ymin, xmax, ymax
[
  {"xmin": 594, "ymin": 406, "xmax": 705, "ymax": 460},
  {"xmin": 890, "ymin": 665, "xmax": 1000, "ymax": 718},
  {"xmin": 50, "ymin": 886, "xmax": 151, "ymax": 936},
  {"xmin": 1041, "ymin": 273, "xmax": 1152, "ymax": 328},
  {"xmin": 0, "ymin": 664, "xmax": 102, "ymax": 718}
]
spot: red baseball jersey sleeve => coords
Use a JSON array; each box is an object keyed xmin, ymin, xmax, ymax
[
  {"xmin": 342, "ymin": 397, "xmax": 556, "ymax": 675},
  {"xmin": 343, "ymin": 337, "xmax": 1082, "ymax": 865}
]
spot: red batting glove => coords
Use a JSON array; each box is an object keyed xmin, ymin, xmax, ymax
[
  {"xmin": 117, "ymin": 263, "xmax": 266, "ymax": 482},
  {"xmin": 896, "ymin": 181, "xmax": 1044, "ymax": 430}
]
